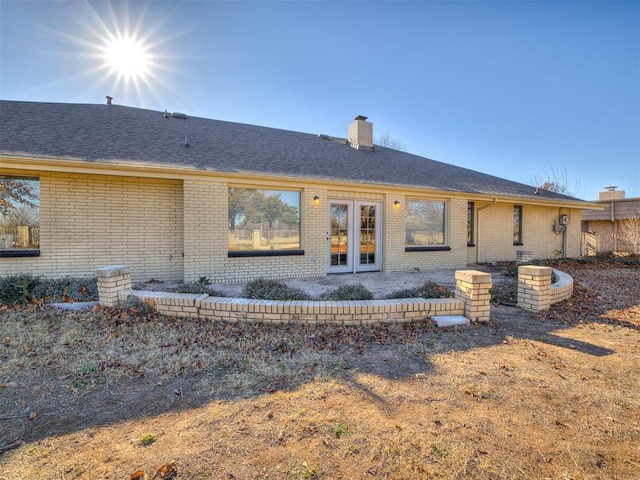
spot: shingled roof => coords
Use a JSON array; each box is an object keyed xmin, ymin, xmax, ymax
[{"xmin": 0, "ymin": 100, "xmax": 587, "ymax": 204}]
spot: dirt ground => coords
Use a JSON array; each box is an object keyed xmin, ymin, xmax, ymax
[{"xmin": 0, "ymin": 260, "xmax": 638, "ymax": 479}]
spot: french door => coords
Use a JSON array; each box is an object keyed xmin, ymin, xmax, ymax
[{"xmin": 327, "ymin": 200, "xmax": 381, "ymax": 273}]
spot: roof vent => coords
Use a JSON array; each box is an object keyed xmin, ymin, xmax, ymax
[
  {"xmin": 347, "ymin": 115, "xmax": 374, "ymax": 151},
  {"xmin": 163, "ymin": 109, "xmax": 169, "ymax": 118},
  {"xmin": 106, "ymin": 95, "xmax": 113, "ymax": 106},
  {"xmin": 171, "ymin": 112, "xmax": 188, "ymax": 119}
]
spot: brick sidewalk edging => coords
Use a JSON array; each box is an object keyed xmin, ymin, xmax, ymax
[
  {"xmin": 97, "ymin": 265, "xmax": 573, "ymax": 323},
  {"xmin": 116, "ymin": 290, "xmax": 465, "ymax": 325}
]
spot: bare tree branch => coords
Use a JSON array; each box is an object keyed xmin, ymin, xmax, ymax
[
  {"xmin": 0, "ymin": 178, "xmax": 39, "ymax": 216},
  {"xmin": 376, "ymin": 132, "xmax": 406, "ymax": 151},
  {"xmin": 529, "ymin": 165, "xmax": 584, "ymax": 199}
]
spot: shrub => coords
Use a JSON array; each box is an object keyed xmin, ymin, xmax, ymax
[
  {"xmin": 0, "ymin": 275, "xmax": 98, "ymax": 305},
  {"xmin": 242, "ymin": 279, "xmax": 311, "ymax": 301},
  {"xmin": 106, "ymin": 296, "xmax": 158, "ymax": 323},
  {"xmin": 31, "ymin": 277, "xmax": 98, "ymax": 303},
  {"xmin": 0, "ymin": 274, "xmax": 39, "ymax": 305},
  {"xmin": 171, "ymin": 282, "xmax": 223, "ymax": 296},
  {"xmin": 321, "ymin": 284, "xmax": 373, "ymax": 301},
  {"xmin": 490, "ymin": 279, "xmax": 518, "ymax": 305},
  {"xmin": 387, "ymin": 281, "xmax": 452, "ymax": 299}
]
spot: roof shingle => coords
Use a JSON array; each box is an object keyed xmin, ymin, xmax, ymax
[{"xmin": 0, "ymin": 100, "xmax": 586, "ymax": 203}]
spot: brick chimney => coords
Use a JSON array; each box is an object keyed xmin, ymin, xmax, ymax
[
  {"xmin": 598, "ymin": 186, "xmax": 625, "ymax": 201},
  {"xmin": 348, "ymin": 115, "xmax": 374, "ymax": 151}
]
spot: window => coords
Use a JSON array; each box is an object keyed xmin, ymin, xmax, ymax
[
  {"xmin": 513, "ymin": 205, "xmax": 523, "ymax": 245},
  {"xmin": 228, "ymin": 187, "xmax": 302, "ymax": 256},
  {"xmin": 467, "ymin": 202, "xmax": 475, "ymax": 246},
  {"xmin": 405, "ymin": 199, "xmax": 449, "ymax": 251},
  {"xmin": 0, "ymin": 176, "xmax": 40, "ymax": 257}
]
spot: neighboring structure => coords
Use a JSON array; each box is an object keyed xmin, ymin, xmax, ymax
[
  {"xmin": 1, "ymin": 100, "xmax": 599, "ymax": 284},
  {"xmin": 582, "ymin": 187, "xmax": 640, "ymax": 254}
]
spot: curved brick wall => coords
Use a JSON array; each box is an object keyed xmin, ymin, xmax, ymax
[
  {"xmin": 97, "ymin": 266, "xmax": 496, "ymax": 324},
  {"xmin": 118, "ymin": 290, "xmax": 465, "ymax": 325},
  {"xmin": 550, "ymin": 269, "xmax": 574, "ymax": 305}
]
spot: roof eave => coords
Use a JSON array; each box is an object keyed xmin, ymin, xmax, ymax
[{"xmin": 0, "ymin": 154, "xmax": 604, "ymax": 209}]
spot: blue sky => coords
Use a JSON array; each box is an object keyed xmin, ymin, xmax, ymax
[{"xmin": 1, "ymin": 0, "xmax": 638, "ymax": 200}]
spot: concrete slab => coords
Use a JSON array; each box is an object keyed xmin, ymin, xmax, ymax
[
  {"xmin": 432, "ymin": 315, "xmax": 470, "ymax": 327},
  {"xmin": 50, "ymin": 301, "xmax": 100, "ymax": 311}
]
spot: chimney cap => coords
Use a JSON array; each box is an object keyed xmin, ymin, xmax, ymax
[
  {"xmin": 604, "ymin": 185, "xmax": 618, "ymax": 191},
  {"xmin": 354, "ymin": 115, "xmax": 368, "ymax": 121}
]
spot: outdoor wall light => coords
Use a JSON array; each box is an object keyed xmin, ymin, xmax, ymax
[
  {"xmin": 393, "ymin": 200, "xmax": 401, "ymax": 209},
  {"xmin": 313, "ymin": 195, "xmax": 320, "ymax": 205}
]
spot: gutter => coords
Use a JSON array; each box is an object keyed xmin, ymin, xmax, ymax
[{"xmin": 1, "ymin": 155, "xmax": 604, "ymax": 210}]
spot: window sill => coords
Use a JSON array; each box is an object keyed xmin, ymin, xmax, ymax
[
  {"xmin": 228, "ymin": 249, "xmax": 305, "ymax": 258},
  {"xmin": 0, "ymin": 249, "xmax": 41, "ymax": 258},
  {"xmin": 405, "ymin": 246, "xmax": 451, "ymax": 252}
]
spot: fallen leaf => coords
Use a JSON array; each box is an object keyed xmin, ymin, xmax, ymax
[
  {"xmin": 29, "ymin": 411, "xmax": 38, "ymax": 420},
  {"xmin": 153, "ymin": 460, "xmax": 177, "ymax": 479},
  {"xmin": 130, "ymin": 470, "xmax": 147, "ymax": 480}
]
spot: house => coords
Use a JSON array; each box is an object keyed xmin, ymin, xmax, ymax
[
  {"xmin": 1, "ymin": 99, "xmax": 599, "ymax": 284},
  {"xmin": 582, "ymin": 187, "xmax": 640, "ymax": 254}
]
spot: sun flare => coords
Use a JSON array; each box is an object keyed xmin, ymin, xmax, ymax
[
  {"xmin": 102, "ymin": 34, "xmax": 151, "ymax": 82},
  {"xmin": 42, "ymin": 2, "xmax": 181, "ymax": 107}
]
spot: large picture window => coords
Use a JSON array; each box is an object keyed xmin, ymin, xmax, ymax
[
  {"xmin": 405, "ymin": 199, "xmax": 448, "ymax": 251},
  {"xmin": 228, "ymin": 187, "xmax": 302, "ymax": 256},
  {"xmin": 0, "ymin": 176, "xmax": 40, "ymax": 256}
]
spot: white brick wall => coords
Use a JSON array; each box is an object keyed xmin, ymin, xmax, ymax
[
  {"xmin": 183, "ymin": 181, "xmax": 326, "ymax": 283},
  {"xmin": 475, "ymin": 202, "xmax": 582, "ymax": 262},
  {"xmin": 1, "ymin": 168, "xmax": 586, "ymax": 284},
  {"xmin": 384, "ymin": 196, "xmax": 468, "ymax": 272},
  {"xmin": 1, "ymin": 172, "xmax": 183, "ymax": 282}
]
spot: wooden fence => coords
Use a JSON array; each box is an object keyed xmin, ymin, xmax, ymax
[
  {"xmin": 582, "ymin": 231, "xmax": 638, "ymax": 255},
  {"xmin": 0, "ymin": 226, "xmax": 40, "ymax": 249}
]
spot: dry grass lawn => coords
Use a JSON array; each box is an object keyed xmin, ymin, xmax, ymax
[{"xmin": 0, "ymin": 260, "xmax": 638, "ymax": 479}]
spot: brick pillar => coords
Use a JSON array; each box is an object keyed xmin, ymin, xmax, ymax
[
  {"xmin": 96, "ymin": 265, "xmax": 132, "ymax": 307},
  {"xmin": 517, "ymin": 265, "xmax": 552, "ymax": 312},
  {"xmin": 455, "ymin": 270, "xmax": 492, "ymax": 322}
]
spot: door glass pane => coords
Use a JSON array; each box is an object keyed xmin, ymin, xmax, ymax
[
  {"xmin": 330, "ymin": 204, "xmax": 349, "ymax": 266},
  {"xmin": 359, "ymin": 205, "xmax": 376, "ymax": 265}
]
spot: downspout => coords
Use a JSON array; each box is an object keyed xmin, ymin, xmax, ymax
[
  {"xmin": 564, "ymin": 228, "xmax": 568, "ymax": 258},
  {"xmin": 475, "ymin": 198, "xmax": 498, "ymax": 264},
  {"xmin": 558, "ymin": 207, "xmax": 567, "ymax": 258},
  {"xmin": 611, "ymin": 201, "xmax": 617, "ymax": 252}
]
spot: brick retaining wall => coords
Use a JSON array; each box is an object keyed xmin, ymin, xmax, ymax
[
  {"xmin": 517, "ymin": 265, "xmax": 573, "ymax": 312},
  {"xmin": 118, "ymin": 289, "xmax": 465, "ymax": 325},
  {"xmin": 550, "ymin": 269, "xmax": 573, "ymax": 305},
  {"xmin": 98, "ymin": 264, "xmax": 573, "ymax": 322}
]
